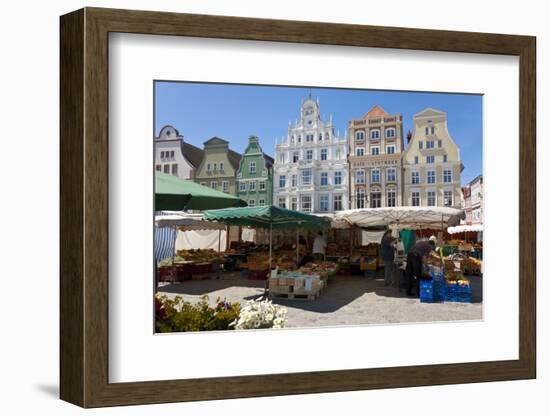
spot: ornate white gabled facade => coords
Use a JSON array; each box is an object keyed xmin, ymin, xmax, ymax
[{"xmin": 273, "ymin": 96, "xmax": 349, "ymax": 213}]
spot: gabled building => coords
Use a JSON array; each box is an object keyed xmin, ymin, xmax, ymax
[
  {"xmin": 402, "ymin": 108, "xmax": 463, "ymax": 208},
  {"xmin": 236, "ymin": 136, "xmax": 274, "ymax": 207},
  {"xmin": 348, "ymin": 106, "xmax": 404, "ymax": 208},
  {"xmin": 154, "ymin": 125, "xmax": 204, "ymax": 179},
  {"xmin": 462, "ymin": 175, "xmax": 483, "ymax": 224},
  {"xmin": 273, "ymin": 95, "xmax": 349, "ymax": 212},
  {"xmin": 194, "ymin": 137, "xmax": 242, "ymax": 195}
]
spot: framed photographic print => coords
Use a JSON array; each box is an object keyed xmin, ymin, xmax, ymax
[{"xmin": 60, "ymin": 7, "xmax": 536, "ymax": 408}]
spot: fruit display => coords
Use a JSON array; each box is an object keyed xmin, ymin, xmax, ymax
[
  {"xmin": 175, "ymin": 249, "xmax": 221, "ymax": 263},
  {"xmin": 326, "ymin": 243, "xmax": 349, "ymax": 257},
  {"xmin": 299, "ymin": 261, "xmax": 338, "ymax": 278}
]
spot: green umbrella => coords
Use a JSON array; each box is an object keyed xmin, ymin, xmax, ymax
[{"xmin": 155, "ymin": 172, "xmax": 247, "ymax": 211}]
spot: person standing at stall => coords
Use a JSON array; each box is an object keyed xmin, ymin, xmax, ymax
[
  {"xmin": 405, "ymin": 236, "xmax": 436, "ymax": 296},
  {"xmin": 312, "ymin": 231, "xmax": 327, "ymax": 262},
  {"xmin": 380, "ymin": 229, "xmax": 396, "ymax": 286}
]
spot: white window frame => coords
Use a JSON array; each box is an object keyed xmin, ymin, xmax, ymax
[
  {"xmin": 370, "ymin": 129, "xmax": 381, "ymax": 139},
  {"xmin": 411, "ymin": 191, "xmax": 421, "ymax": 207},
  {"xmin": 290, "ymin": 197, "xmax": 297, "ymax": 211},
  {"xmin": 371, "ymin": 146, "xmax": 380, "ymax": 156},
  {"xmin": 279, "ymin": 175, "xmax": 286, "ymax": 188},
  {"xmin": 333, "ymin": 194, "xmax": 343, "ymax": 211},
  {"xmin": 387, "ymin": 167, "xmax": 396, "ymax": 182},
  {"xmin": 306, "ymin": 150, "xmax": 313, "ymax": 160},
  {"xmin": 443, "ymin": 169, "xmax": 453, "ymax": 183},
  {"xmin": 426, "ymin": 155, "xmax": 435, "ymax": 164},
  {"xmin": 321, "ymin": 148, "xmax": 328, "ymax": 160},
  {"xmin": 239, "ymin": 182, "xmax": 246, "ymax": 192},
  {"xmin": 249, "ymin": 161, "xmax": 256, "ymax": 174},
  {"xmin": 278, "ymin": 197, "xmax": 286, "ymax": 208},
  {"xmin": 292, "ymin": 151, "xmax": 299, "ymax": 163},
  {"xmin": 387, "ymin": 190, "xmax": 396, "ymax": 207},
  {"xmin": 386, "ymin": 145, "xmax": 396, "ymax": 154},
  {"xmin": 443, "ymin": 190, "xmax": 453, "ymax": 207},
  {"xmin": 291, "ymin": 174, "xmax": 297, "ymax": 187},
  {"xmin": 414, "ymin": 156, "xmax": 419, "ymax": 164},
  {"xmin": 356, "ymin": 190, "xmax": 366, "ymax": 209},
  {"xmin": 259, "ymin": 181, "xmax": 266, "ymax": 191},
  {"xmin": 248, "ymin": 199, "xmax": 255, "ymax": 207},
  {"xmin": 210, "ymin": 181, "xmax": 217, "ymax": 190},
  {"xmin": 356, "ymin": 147, "xmax": 365, "ymax": 157},
  {"xmin": 301, "ymin": 195, "xmax": 312, "ymax": 212},
  {"xmin": 411, "ymin": 171, "xmax": 420, "ymax": 185},
  {"xmin": 385, "ymin": 127, "xmax": 396, "ymax": 138},
  {"xmin": 426, "ymin": 140, "xmax": 435, "ymax": 149},
  {"xmin": 371, "ymin": 168, "xmax": 380, "ymax": 183},
  {"xmin": 222, "ymin": 181, "xmax": 229, "ymax": 193},
  {"xmin": 356, "ymin": 131, "xmax": 365, "ymax": 140},
  {"xmin": 320, "ymin": 172, "xmax": 328, "ymax": 186},
  {"xmin": 427, "ymin": 170, "xmax": 436, "ymax": 184},
  {"xmin": 302, "ymin": 169, "xmax": 312, "ymax": 185},
  {"xmin": 258, "ymin": 199, "xmax": 265, "ymax": 206},
  {"xmin": 356, "ymin": 169, "xmax": 365, "ymax": 185},
  {"xmin": 249, "ymin": 181, "xmax": 256, "ymax": 191},
  {"xmin": 427, "ymin": 191, "xmax": 437, "ymax": 206},
  {"xmin": 319, "ymin": 195, "xmax": 329, "ymax": 212},
  {"xmin": 334, "ymin": 171, "xmax": 342, "ymax": 185}
]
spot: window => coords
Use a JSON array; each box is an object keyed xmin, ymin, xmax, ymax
[
  {"xmin": 291, "ymin": 174, "xmax": 297, "ymax": 187},
  {"xmin": 387, "ymin": 168, "xmax": 396, "ymax": 182},
  {"xmin": 290, "ymin": 135, "xmax": 295, "ymax": 144},
  {"xmin": 306, "ymin": 150, "xmax": 313, "ymax": 160},
  {"xmin": 163, "ymin": 165, "xmax": 170, "ymax": 173},
  {"xmin": 301, "ymin": 195, "xmax": 312, "ymax": 212},
  {"xmin": 443, "ymin": 169, "xmax": 452, "ymax": 183},
  {"xmin": 333, "ymin": 195, "xmax": 343, "ymax": 211},
  {"xmin": 356, "ymin": 169, "xmax": 365, "ymax": 184},
  {"xmin": 220, "ymin": 162, "xmax": 224, "ymax": 171},
  {"xmin": 411, "ymin": 171, "xmax": 420, "ymax": 185},
  {"xmin": 426, "ymin": 155, "xmax": 435, "ymax": 164},
  {"xmin": 207, "ymin": 163, "xmax": 211, "ymax": 171},
  {"xmin": 386, "ymin": 145, "xmax": 395, "ymax": 154},
  {"xmin": 249, "ymin": 181, "xmax": 256, "ymax": 191},
  {"xmin": 210, "ymin": 181, "xmax": 217, "ymax": 190},
  {"xmin": 425, "ymin": 126, "xmax": 429, "ymax": 135},
  {"xmin": 321, "ymin": 148, "xmax": 328, "ymax": 160},
  {"xmin": 419, "ymin": 141, "xmax": 423, "ymax": 149},
  {"xmin": 292, "ymin": 151, "xmax": 299, "ymax": 163},
  {"xmin": 248, "ymin": 161, "xmax": 256, "ymax": 174},
  {"xmin": 334, "ymin": 171, "xmax": 342, "ymax": 185},
  {"xmin": 306, "ymin": 134, "xmax": 314, "ymax": 142},
  {"xmin": 414, "ymin": 156, "xmax": 419, "ymax": 164},
  {"xmin": 371, "ymin": 169, "xmax": 380, "ymax": 183},
  {"xmin": 155, "ymin": 165, "xmax": 161, "ymax": 171},
  {"xmin": 335, "ymin": 148, "xmax": 341, "ymax": 160},
  {"xmin": 259, "ymin": 181, "xmax": 266, "ymax": 190},
  {"xmin": 248, "ymin": 199, "xmax": 255, "ymax": 207},
  {"xmin": 444, "ymin": 190, "xmax": 453, "ymax": 207},
  {"xmin": 278, "ymin": 197, "xmax": 286, "ymax": 208},
  {"xmin": 431, "ymin": 126, "xmax": 435, "ymax": 135},
  {"xmin": 239, "ymin": 182, "xmax": 246, "ymax": 192},
  {"xmin": 169, "ymin": 150, "xmax": 174, "ymax": 159},
  {"xmin": 213, "ymin": 163, "xmax": 217, "ymax": 171},
  {"xmin": 302, "ymin": 169, "xmax": 312, "ymax": 185},
  {"xmin": 279, "ymin": 175, "xmax": 286, "ymax": 188},
  {"xmin": 298, "ymin": 135, "xmax": 302, "ymax": 143},
  {"xmin": 438, "ymin": 140, "xmax": 442, "ymax": 148},
  {"xmin": 427, "ymin": 191, "xmax": 436, "ymax": 206},
  {"xmin": 356, "ymin": 131, "xmax": 365, "ymax": 140},
  {"xmin": 356, "ymin": 190, "xmax": 365, "ymax": 209},
  {"xmin": 370, "ymin": 129, "xmax": 380, "ymax": 139},
  {"xmin": 320, "ymin": 195, "xmax": 329, "ymax": 212},
  {"xmin": 386, "ymin": 128, "xmax": 396, "ymax": 138},
  {"xmin": 258, "ymin": 199, "xmax": 265, "ymax": 206},
  {"xmin": 427, "ymin": 170, "xmax": 436, "ymax": 184},
  {"xmin": 443, "ymin": 154, "xmax": 448, "ymax": 163},
  {"xmin": 319, "ymin": 133, "xmax": 323, "ymax": 141},
  {"xmin": 371, "ymin": 147, "xmax": 380, "ymax": 155},
  {"xmin": 171, "ymin": 164, "xmax": 178, "ymax": 175},
  {"xmin": 160, "ymin": 151, "xmax": 165, "ymax": 159},
  {"xmin": 426, "ymin": 140, "xmax": 435, "ymax": 149},
  {"xmin": 387, "ymin": 190, "xmax": 396, "ymax": 207},
  {"xmin": 356, "ymin": 147, "xmax": 365, "ymax": 156},
  {"xmin": 222, "ymin": 181, "xmax": 229, "ymax": 193},
  {"xmin": 320, "ymin": 172, "xmax": 328, "ymax": 186},
  {"xmin": 291, "ymin": 197, "xmax": 297, "ymax": 211},
  {"xmin": 370, "ymin": 192, "xmax": 381, "ymax": 208},
  {"xmin": 279, "ymin": 153, "xmax": 285, "ymax": 164},
  {"xmin": 412, "ymin": 191, "xmax": 420, "ymax": 206}
]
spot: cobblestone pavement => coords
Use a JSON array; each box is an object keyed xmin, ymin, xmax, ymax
[{"xmin": 158, "ymin": 273, "xmax": 482, "ymax": 328}]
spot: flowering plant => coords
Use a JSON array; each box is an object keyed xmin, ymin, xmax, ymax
[{"xmin": 231, "ymin": 297, "xmax": 287, "ymax": 330}]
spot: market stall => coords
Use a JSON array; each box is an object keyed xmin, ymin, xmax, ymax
[{"xmin": 203, "ymin": 206, "xmax": 329, "ymax": 299}]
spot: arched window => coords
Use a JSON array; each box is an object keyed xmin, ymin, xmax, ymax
[
  {"xmin": 356, "ymin": 131, "xmax": 365, "ymax": 140},
  {"xmin": 370, "ymin": 129, "xmax": 381, "ymax": 139}
]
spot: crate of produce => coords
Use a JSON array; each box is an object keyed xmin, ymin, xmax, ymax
[
  {"xmin": 157, "ymin": 266, "xmax": 174, "ymax": 282},
  {"xmin": 189, "ymin": 262, "xmax": 212, "ymax": 275},
  {"xmin": 360, "ymin": 256, "xmax": 377, "ymax": 271},
  {"xmin": 175, "ymin": 263, "xmax": 192, "ymax": 281},
  {"xmin": 248, "ymin": 269, "xmax": 270, "ymax": 280},
  {"xmin": 445, "ymin": 281, "xmax": 472, "ymax": 303}
]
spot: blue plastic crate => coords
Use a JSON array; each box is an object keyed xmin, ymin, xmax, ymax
[
  {"xmin": 445, "ymin": 283, "xmax": 472, "ymax": 302},
  {"xmin": 420, "ymin": 280, "xmax": 435, "ymax": 303}
]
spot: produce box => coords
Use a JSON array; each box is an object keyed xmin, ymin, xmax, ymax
[
  {"xmin": 158, "ymin": 266, "xmax": 174, "ymax": 282},
  {"xmin": 420, "ymin": 280, "xmax": 446, "ymax": 303},
  {"xmin": 360, "ymin": 256, "xmax": 377, "ymax": 271},
  {"xmin": 445, "ymin": 281, "xmax": 472, "ymax": 302},
  {"xmin": 190, "ymin": 262, "xmax": 212, "ymax": 275},
  {"xmin": 175, "ymin": 263, "xmax": 192, "ymax": 281}
]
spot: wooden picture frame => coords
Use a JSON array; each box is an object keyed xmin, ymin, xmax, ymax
[{"xmin": 60, "ymin": 7, "xmax": 536, "ymax": 408}]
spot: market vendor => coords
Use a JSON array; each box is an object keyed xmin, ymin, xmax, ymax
[
  {"xmin": 405, "ymin": 235, "xmax": 436, "ymax": 297},
  {"xmin": 312, "ymin": 231, "xmax": 327, "ymax": 261}
]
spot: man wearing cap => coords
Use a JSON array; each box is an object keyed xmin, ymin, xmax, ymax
[{"xmin": 405, "ymin": 236, "xmax": 437, "ymax": 297}]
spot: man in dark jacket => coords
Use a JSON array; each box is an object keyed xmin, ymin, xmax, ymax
[
  {"xmin": 380, "ymin": 230, "xmax": 396, "ymax": 286},
  {"xmin": 405, "ymin": 236, "xmax": 436, "ymax": 296}
]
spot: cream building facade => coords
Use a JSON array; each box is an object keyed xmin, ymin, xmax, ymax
[
  {"xmin": 402, "ymin": 108, "xmax": 463, "ymax": 208},
  {"xmin": 348, "ymin": 106, "xmax": 404, "ymax": 208}
]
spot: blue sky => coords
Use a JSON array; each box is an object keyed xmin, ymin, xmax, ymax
[{"xmin": 154, "ymin": 82, "xmax": 483, "ymax": 185}]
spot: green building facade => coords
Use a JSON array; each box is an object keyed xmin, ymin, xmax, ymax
[
  {"xmin": 194, "ymin": 137, "xmax": 242, "ymax": 196},
  {"xmin": 236, "ymin": 136, "xmax": 274, "ymax": 207}
]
